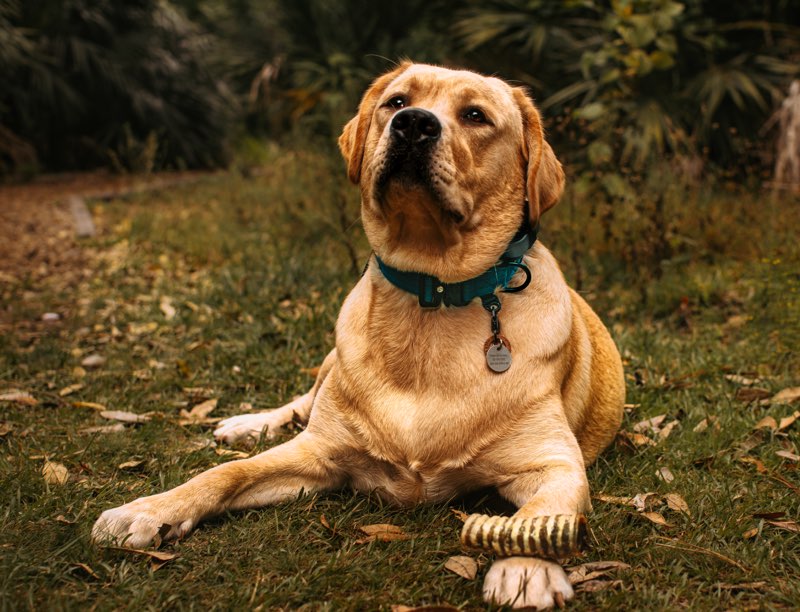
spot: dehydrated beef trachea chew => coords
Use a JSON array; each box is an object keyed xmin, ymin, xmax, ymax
[{"xmin": 460, "ymin": 513, "xmax": 587, "ymax": 559}]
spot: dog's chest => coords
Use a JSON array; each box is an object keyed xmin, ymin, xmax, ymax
[{"xmin": 336, "ymin": 306, "xmax": 536, "ymax": 472}]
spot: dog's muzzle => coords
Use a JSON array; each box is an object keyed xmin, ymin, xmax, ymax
[{"xmin": 378, "ymin": 108, "xmax": 441, "ymax": 195}]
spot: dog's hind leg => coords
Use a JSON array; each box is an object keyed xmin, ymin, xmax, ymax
[
  {"xmin": 214, "ymin": 349, "xmax": 337, "ymax": 445},
  {"xmin": 92, "ymin": 431, "xmax": 347, "ymax": 548}
]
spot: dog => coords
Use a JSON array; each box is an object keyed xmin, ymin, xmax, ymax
[{"xmin": 93, "ymin": 62, "xmax": 625, "ymax": 609}]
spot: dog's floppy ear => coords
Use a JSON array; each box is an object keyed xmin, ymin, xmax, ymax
[
  {"xmin": 512, "ymin": 88, "xmax": 565, "ymax": 223},
  {"xmin": 339, "ymin": 61, "xmax": 412, "ymax": 184}
]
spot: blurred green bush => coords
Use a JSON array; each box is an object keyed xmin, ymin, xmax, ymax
[{"xmin": 1, "ymin": 0, "xmax": 797, "ymax": 179}]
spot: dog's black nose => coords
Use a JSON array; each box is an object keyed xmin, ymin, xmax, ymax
[{"xmin": 391, "ymin": 108, "xmax": 441, "ymax": 145}]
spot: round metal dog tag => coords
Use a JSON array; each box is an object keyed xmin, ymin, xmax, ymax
[{"xmin": 485, "ymin": 338, "xmax": 512, "ymax": 373}]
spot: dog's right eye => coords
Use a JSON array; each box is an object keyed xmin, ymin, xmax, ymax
[{"xmin": 384, "ymin": 96, "xmax": 407, "ymax": 110}]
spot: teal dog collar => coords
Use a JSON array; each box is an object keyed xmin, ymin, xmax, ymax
[{"xmin": 374, "ymin": 221, "xmax": 538, "ymax": 308}]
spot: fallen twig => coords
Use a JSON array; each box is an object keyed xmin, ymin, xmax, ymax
[{"xmin": 654, "ymin": 537, "xmax": 748, "ymax": 572}]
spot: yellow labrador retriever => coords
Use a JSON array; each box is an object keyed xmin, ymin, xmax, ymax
[{"xmin": 93, "ymin": 62, "xmax": 625, "ymax": 609}]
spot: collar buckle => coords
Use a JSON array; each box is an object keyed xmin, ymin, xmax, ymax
[{"xmin": 418, "ymin": 275, "xmax": 444, "ymax": 307}]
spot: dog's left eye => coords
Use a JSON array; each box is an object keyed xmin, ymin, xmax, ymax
[{"xmin": 463, "ymin": 108, "xmax": 488, "ymax": 124}]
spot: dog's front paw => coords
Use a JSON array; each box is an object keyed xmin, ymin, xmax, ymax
[
  {"xmin": 213, "ymin": 411, "xmax": 288, "ymax": 445},
  {"xmin": 92, "ymin": 496, "xmax": 194, "ymax": 548},
  {"xmin": 483, "ymin": 557, "xmax": 574, "ymax": 610}
]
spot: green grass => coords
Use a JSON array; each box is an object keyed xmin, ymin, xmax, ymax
[{"xmin": 1, "ymin": 156, "xmax": 799, "ymax": 610}]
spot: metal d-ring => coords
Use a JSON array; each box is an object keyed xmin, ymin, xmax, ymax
[{"xmin": 500, "ymin": 261, "xmax": 532, "ymax": 294}]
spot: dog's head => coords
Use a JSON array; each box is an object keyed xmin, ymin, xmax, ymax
[{"xmin": 339, "ymin": 62, "xmax": 564, "ymax": 282}]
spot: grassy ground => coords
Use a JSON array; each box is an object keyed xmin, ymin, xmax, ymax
[{"xmin": 1, "ymin": 154, "xmax": 799, "ymax": 610}]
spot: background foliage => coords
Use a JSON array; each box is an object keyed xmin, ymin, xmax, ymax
[{"xmin": 1, "ymin": 0, "xmax": 798, "ymax": 177}]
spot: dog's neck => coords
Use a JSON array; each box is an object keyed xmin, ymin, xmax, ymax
[{"xmin": 373, "ymin": 218, "xmax": 538, "ymax": 308}]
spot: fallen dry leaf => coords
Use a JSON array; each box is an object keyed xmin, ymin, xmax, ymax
[
  {"xmin": 633, "ymin": 414, "xmax": 666, "ymax": 434},
  {"xmin": 42, "ymin": 460, "xmax": 69, "ymax": 485},
  {"xmin": 55, "ymin": 515, "xmax": 76, "ymax": 525},
  {"xmin": 0, "ymin": 390, "xmax": 38, "ymax": 406},
  {"xmin": 80, "ymin": 423, "xmax": 126, "ymax": 434},
  {"xmin": 640, "ymin": 512, "xmax": 671, "ymax": 527},
  {"xmin": 735, "ymin": 387, "xmax": 771, "ymax": 402},
  {"xmin": 81, "ymin": 354, "xmax": 106, "ymax": 368},
  {"xmin": 725, "ymin": 374, "xmax": 759, "ymax": 386},
  {"xmin": 765, "ymin": 519, "xmax": 800, "ymax": 533},
  {"xmin": 772, "ymin": 387, "xmax": 800, "ymax": 405},
  {"xmin": 182, "ymin": 386, "xmax": 215, "ymax": 400},
  {"xmin": 72, "ymin": 401, "xmax": 107, "ymax": 411},
  {"xmin": 178, "ymin": 398, "xmax": 219, "ymax": 425},
  {"xmin": 735, "ymin": 431, "xmax": 766, "ymax": 456},
  {"xmin": 0, "ymin": 422, "xmax": 12, "ymax": 437},
  {"xmin": 118, "ymin": 460, "xmax": 144, "ymax": 470},
  {"xmin": 185, "ymin": 439, "xmax": 216, "ymax": 451},
  {"xmin": 444, "ymin": 555, "xmax": 478, "ymax": 580},
  {"xmin": 159, "ymin": 297, "xmax": 176, "ymax": 320},
  {"xmin": 754, "ymin": 416, "xmax": 778, "ymax": 431},
  {"xmin": 738, "ymin": 455, "xmax": 767, "ymax": 473},
  {"xmin": 742, "ymin": 527, "xmax": 759, "ymax": 539},
  {"xmin": 658, "ymin": 420, "xmax": 679, "ymax": 440},
  {"xmin": 631, "ymin": 492, "xmax": 660, "ymax": 512},
  {"xmin": 215, "ymin": 448, "xmax": 249, "ymax": 459},
  {"xmin": 617, "ymin": 430, "xmax": 656, "ymax": 448},
  {"xmin": 593, "ymin": 493, "xmax": 635, "ymax": 506},
  {"xmin": 450, "ymin": 508, "xmax": 469, "ymax": 522},
  {"xmin": 693, "ymin": 416, "xmax": 719, "ymax": 433},
  {"xmin": 778, "ymin": 411, "xmax": 800, "ymax": 431},
  {"xmin": 752, "ymin": 511, "xmax": 785, "ymax": 520},
  {"xmin": 595, "ymin": 492, "xmax": 661, "ymax": 511},
  {"xmin": 664, "ymin": 493, "xmax": 690, "ymax": 516},
  {"xmin": 356, "ymin": 523, "xmax": 412, "ymax": 543},
  {"xmin": 107, "ymin": 546, "xmax": 179, "ymax": 570},
  {"xmin": 58, "ymin": 383, "xmax": 84, "ymax": 397},
  {"xmin": 128, "ymin": 321, "xmax": 158, "ymax": 336},
  {"xmin": 656, "ymin": 467, "xmax": 675, "ymax": 483},
  {"xmin": 775, "ymin": 450, "xmax": 800, "ymax": 462},
  {"xmin": 100, "ymin": 410, "xmax": 150, "ymax": 423},
  {"xmin": 567, "ymin": 561, "xmax": 630, "ymax": 586}
]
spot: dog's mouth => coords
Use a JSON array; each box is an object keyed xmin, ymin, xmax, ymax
[{"xmin": 375, "ymin": 149, "xmax": 465, "ymax": 226}]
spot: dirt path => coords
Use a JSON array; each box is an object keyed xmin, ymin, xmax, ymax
[
  {"xmin": 0, "ymin": 170, "xmax": 212, "ymax": 283},
  {"xmin": 0, "ymin": 170, "xmax": 213, "ymax": 329}
]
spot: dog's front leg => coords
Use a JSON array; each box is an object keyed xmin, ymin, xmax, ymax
[
  {"xmin": 482, "ymin": 420, "xmax": 590, "ymax": 609},
  {"xmin": 92, "ymin": 431, "xmax": 346, "ymax": 548},
  {"xmin": 214, "ymin": 349, "xmax": 337, "ymax": 445}
]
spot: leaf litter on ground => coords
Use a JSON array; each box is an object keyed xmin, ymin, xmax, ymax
[
  {"xmin": 100, "ymin": 410, "xmax": 150, "ymax": 424},
  {"xmin": 42, "ymin": 461, "xmax": 69, "ymax": 485},
  {"xmin": 356, "ymin": 523, "xmax": 412, "ymax": 544},
  {"xmin": 0, "ymin": 390, "xmax": 38, "ymax": 406},
  {"xmin": 178, "ymin": 398, "xmax": 219, "ymax": 426},
  {"xmin": 443, "ymin": 556, "xmax": 477, "ymax": 580},
  {"xmin": 106, "ymin": 546, "xmax": 179, "ymax": 570}
]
